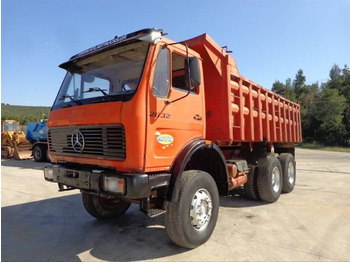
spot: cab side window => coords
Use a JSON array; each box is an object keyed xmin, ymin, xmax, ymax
[
  {"xmin": 172, "ymin": 52, "xmax": 198, "ymax": 94},
  {"xmin": 172, "ymin": 53, "xmax": 187, "ymax": 91},
  {"xmin": 152, "ymin": 47, "xmax": 170, "ymax": 98}
]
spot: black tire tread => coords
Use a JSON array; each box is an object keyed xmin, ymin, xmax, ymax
[
  {"xmin": 257, "ymin": 156, "xmax": 282, "ymax": 203},
  {"xmin": 82, "ymin": 192, "xmax": 131, "ymax": 219},
  {"xmin": 33, "ymin": 144, "xmax": 46, "ymax": 162},
  {"xmin": 165, "ymin": 170, "xmax": 219, "ymax": 249},
  {"xmin": 165, "ymin": 171, "xmax": 196, "ymax": 247},
  {"xmin": 244, "ymin": 165, "xmax": 260, "ymax": 200},
  {"xmin": 279, "ymin": 153, "xmax": 296, "ymax": 193}
]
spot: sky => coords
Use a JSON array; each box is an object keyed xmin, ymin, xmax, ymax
[{"xmin": 1, "ymin": 0, "xmax": 350, "ymax": 106}]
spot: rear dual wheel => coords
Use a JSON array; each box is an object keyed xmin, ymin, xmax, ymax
[
  {"xmin": 257, "ymin": 154, "xmax": 296, "ymax": 203},
  {"xmin": 257, "ymin": 156, "xmax": 283, "ymax": 203},
  {"xmin": 279, "ymin": 153, "xmax": 296, "ymax": 193},
  {"xmin": 244, "ymin": 165, "xmax": 260, "ymax": 200}
]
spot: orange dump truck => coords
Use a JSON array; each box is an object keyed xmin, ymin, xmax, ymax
[{"xmin": 44, "ymin": 29, "xmax": 302, "ymax": 248}]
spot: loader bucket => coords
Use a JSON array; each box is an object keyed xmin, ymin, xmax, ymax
[
  {"xmin": 1, "ymin": 146, "xmax": 15, "ymax": 159},
  {"xmin": 13, "ymin": 143, "xmax": 33, "ymax": 160}
]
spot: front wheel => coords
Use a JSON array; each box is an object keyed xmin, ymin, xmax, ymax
[
  {"xmin": 165, "ymin": 170, "xmax": 219, "ymax": 249},
  {"xmin": 82, "ymin": 192, "xmax": 131, "ymax": 219}
]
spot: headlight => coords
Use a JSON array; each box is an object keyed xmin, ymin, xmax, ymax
[
  {"xmin": 44, "ymin": 166, "xmax": 54, "ymax": 181},
  {"xmin": 103, "ymin": 176, "xmax": 125, "ymax": 194}
]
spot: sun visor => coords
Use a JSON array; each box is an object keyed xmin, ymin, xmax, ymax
[{"xmin": 59, "ymin": 28, "xmax": 163, "ymax": 70}]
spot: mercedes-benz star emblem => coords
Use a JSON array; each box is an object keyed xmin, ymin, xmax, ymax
[{"xmin": 71, "ymin": 130, "xmax": 85, "ymax": 153}]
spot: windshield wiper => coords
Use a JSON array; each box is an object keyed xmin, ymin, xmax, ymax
[
  {"xmin": 84, "ymin": 87, "xmax": 111, "ymax": 101},
  {"xmin": 59, "ymin": 94, "xmax": 81, "ymax": 105}
]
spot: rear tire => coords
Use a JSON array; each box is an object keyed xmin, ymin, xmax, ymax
[
  {"xmin": 244, "ymin": 165, "xmax": 260, "ymax": 200},
  {"xmin": 165, "ymin": 170, "xmax": 219, "ymax": 249},
  {"xmin": 279, "ymin": 153, "xmax": 296, "ymax": 193},
  {"xmin": 33, "ymin": 144, "xmax": 46, "ymax": 162},
  {"xmin": 82, "ymin": 192, "xmax": 131, "ymax": 219},
  {"xmin": 257, "ymin": 156, "xmax": 282, "ymax": 203}
]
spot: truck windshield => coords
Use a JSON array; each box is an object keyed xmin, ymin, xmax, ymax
[
  {"xmin": 3, "ymin": 122, "xmax": 20, "ymax": 132},
  {"xmin": 52, "ymin": 41, "xmax": 150, "ymax": 110}
]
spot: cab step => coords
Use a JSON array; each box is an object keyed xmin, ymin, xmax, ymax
[{"xmin": 147, "ymin": 208, "xmax": 166, "ymax": 218}]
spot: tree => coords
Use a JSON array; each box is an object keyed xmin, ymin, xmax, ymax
[
  {"xmin": 272, "ymin": 78, "xmax": 296, "ymax": 102},
  {"xmin": 293, "ymin": 69, "xmax": 306, "ymax": 98},
  {"xmin": 329, "ymin": 64, "xmax": 341, "ymax": 81},
  {"xmin": 299, "ymin": 83, "xmax": 319, "ymax": 141},
  {"xmin": 325, "ymin": 65, "xmax": 350, "ymax": 145},
  {"xmin": 272, "ymin": 65, "xmax": 350, "ymax": 147},
  {"xmin": 314, "ymin": 88, "xmax": 347, "ymax": 146},
  {"xmin": 272, "ymin": 80, "xmax": 285, "ymax": 95},
  {"xmin": 284, "ymin": 78, "xmax": 297, "ymax": 102}
]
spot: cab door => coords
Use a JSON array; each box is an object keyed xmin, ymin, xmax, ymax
[{"xmin": 145, "ymin": 44, "xmax": 205, "ymax": 172}]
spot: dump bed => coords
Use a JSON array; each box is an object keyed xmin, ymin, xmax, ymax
[{"xmin": 185, "ymin": 34, "xmax": 302, "ymax": 146}]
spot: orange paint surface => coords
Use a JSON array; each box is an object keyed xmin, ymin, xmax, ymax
[{"xmin": 48, "ymin": 33, "xmax": 301, "ymax": 173}]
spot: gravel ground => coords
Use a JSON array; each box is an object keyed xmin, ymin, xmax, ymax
[{"xmin": 2, "ymin": 148, "xmax": 350, "ymax": 261}]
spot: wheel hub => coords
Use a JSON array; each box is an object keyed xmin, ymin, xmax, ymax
[
  {"xmin": 272, "ymin": 167, "xmax": 281, "ymax": 193},
  {"xmin": 190, "ymin": 188, "xmax": 212, "ymax": 231},
  {"xmin": 34, "ymin": 149, "xmax": 41, "ymax": 158},
  {"xmin": 288, "ymin": 162, "xmax": 295, "ymax": 184}
]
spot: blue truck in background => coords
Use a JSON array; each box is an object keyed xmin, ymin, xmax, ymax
[{"xmin": 26, "ymin": 120, "xmax": 49, "ymax": 162}]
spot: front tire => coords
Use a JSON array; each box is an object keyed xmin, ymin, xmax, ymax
[
  {"xmin": 82, "ymin": 192, "xmax": 131, "ymax": 219},
  {"xmin": 165, "ymin": 170, "xmax": 219, "ymax": 249},
  {"xmin": 257, "ymin": 156, "xmax": 282, "ymax": 203}
]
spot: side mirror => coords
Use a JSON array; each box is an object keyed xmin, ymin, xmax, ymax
[
  {"xmin": 185, "ymin": 57, "xmax": 201, "ymax": 88},
  {"xmin": 84, "ymin": 75, "xmax": 95, "ymax": 83}
]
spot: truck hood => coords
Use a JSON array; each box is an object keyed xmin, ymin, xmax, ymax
[{"xmin": 48, "ymin": 102, "xmax": 122, "ymax": 127}]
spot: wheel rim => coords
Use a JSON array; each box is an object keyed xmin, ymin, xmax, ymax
[
  {"xmin": 190, "ymin": 188, "xmax": 212, "ymax": 231},
  {"xmin": 287, "ymin": 162, "xmax": 295, "ymax": 185},
  {"xmin": 34, "ymin": 148, "xmax": 41, "ymax": 159},
  {"xmin": 271, "ymin": 167, "xmax": 281, "ymax": 193}
]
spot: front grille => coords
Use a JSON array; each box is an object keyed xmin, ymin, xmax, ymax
[{"xmin": 48, "ymin": 125, "xmax": 126, "ymax": 160}]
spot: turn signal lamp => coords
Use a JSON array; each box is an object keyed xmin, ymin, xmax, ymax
[
  {"xmin": 44, "ymin": 166, "xmax": 54, "ymax": 181},
  {"xmin": 205, "ymin": 140, "xmax": 212, "ymax": 146},
  {"xmin": 103, "ymin": 176, "xmax": 125, "ymax": 194}
]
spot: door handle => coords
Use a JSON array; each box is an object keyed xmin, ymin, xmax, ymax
[{"xmin": 193, "ymin": 114, "xmax": 202, "ymax": 120}]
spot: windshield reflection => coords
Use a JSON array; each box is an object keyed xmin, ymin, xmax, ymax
[{"xmin": 53, "ymin": 41, "xmax": 150, "ymax": 110}]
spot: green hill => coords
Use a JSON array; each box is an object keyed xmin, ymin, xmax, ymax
[{"xmin": 1, "ymin": 104, "xmax": 51, "ymax": 125}]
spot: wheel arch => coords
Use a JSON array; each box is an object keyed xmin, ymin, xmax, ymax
[
  {"xmin": 168, "ymin": 139, "xmax": 229, "ymax": 202},
  {"xmin": 273, "ymin": 143, "xmax": 295, "ymax": 157},
  {"xmin": 31, "ymin": 141, "xmax": 48, "ymax": 151}
]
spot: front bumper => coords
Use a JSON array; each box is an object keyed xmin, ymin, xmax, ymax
[{"xmin": 44, "ymin": 164, "xmax": 170, "ymax": 199}]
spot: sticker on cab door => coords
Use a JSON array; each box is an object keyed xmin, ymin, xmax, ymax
[{"xmin": 157, "ymin": 134, "xmax": 174, "ymax": 145}]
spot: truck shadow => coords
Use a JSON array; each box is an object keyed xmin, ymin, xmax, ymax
[
  {"xmin": 1, "ymin": 159, "xmax": 47, "ymax": 170},
  {"xmin": 220, "ymin": 192, "xmax": 268, "ymax": 208},
  {"xmin": 2, "ymin": 192, "xmax": 267, "ymax": 261},
  {"xmin": 2, "ymin": 194, "xmax": 188, "ymax": 262}
]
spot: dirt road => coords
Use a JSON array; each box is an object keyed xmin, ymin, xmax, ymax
[{"xmin": 2, "ymin": 149, "xmax": 350, "ymax": 261}]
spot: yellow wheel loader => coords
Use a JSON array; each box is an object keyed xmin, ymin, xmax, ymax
[{"xmin": 1, "ymin": 120, "xmax": 32, "ymax": 160}]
